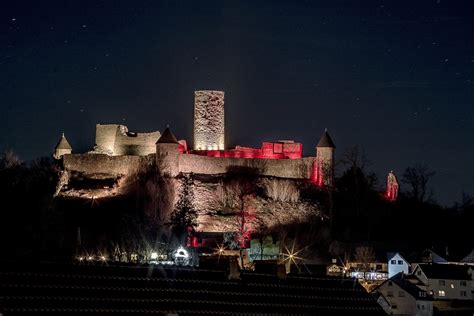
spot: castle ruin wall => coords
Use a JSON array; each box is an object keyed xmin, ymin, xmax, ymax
[
  {"xmin": 63, "ymin": 153, "xmax": 316, "ymax": 180},
  {"xmin": 95, "ymin": 124, "xmax": 160, "ymax": 156},
  {"xmin": 95, "ymin": 124, "xmax": 118, "ymax": 154},
  {"xmin": 113, "ymin": 131, "xmax": 161, "ymax": 156},
  {"xmin": 63, "ymin": 154, "xmax": 152, "ymax": 177},
  {"xmin": 178, "ymin": 154, "xmax": 316, "ymax": 179}
]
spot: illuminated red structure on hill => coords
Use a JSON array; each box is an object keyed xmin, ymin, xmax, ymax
[{"xmin": 385, "ymin": 170, "xmax": 399, "ymax": 202}]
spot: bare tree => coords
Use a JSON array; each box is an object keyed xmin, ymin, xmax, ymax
[
  {"xmin": 264, "ymin": 178, "xmax": 299, "ymax": 202},
  {"xmin": 402, "ymin": 163, "xmax": 436, "ymax": 202},
  {"xmin": 354, "ymin": 246, "xmax": 375, "ymax": 273},
  {"xmin": 340, "ymin": 145, "xmax": 371, "ymax": 173},
  {"xmin": 217, "ymin": 168, "xmax": 260, "ymax": 268},
  {"xmin": 0, "ymin": 149, "xmax": 22, "ymax": 169},
  {"xmin": 338, "ymin": 146, "xmax": 377, "ymax": 220}
]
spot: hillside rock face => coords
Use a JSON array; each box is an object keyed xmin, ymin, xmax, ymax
[
  {"xmin": 184, "ymin": 176, "xmax": 322, "ymax": 233},
  {"xmin": 56, "ymin": 169, "xmax": 322, "ymax": 235}
]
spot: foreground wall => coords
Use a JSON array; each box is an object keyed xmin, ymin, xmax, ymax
[{"xmin": 64, "ymin": 153, "xmax": 316, "ymax": 180}]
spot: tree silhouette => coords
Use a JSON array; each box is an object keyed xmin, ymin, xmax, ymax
[
  {"xmin": 170, "ymin": 175, "xmax": 197, "ymax": 245},
  {"xmin": 402, "ymin": 163, "xmax": 435, "ymax": 202}
]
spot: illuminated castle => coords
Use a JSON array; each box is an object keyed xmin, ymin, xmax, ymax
[{"xmin": 54, "ymin": 90, "xmax": 335, "ymax": 186}]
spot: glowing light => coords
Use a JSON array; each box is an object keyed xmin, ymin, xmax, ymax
[
  {"xmin": 100, "ymin": 255, "xmax": 106, "ymax": 261},
  {"xmin": 150, "ymin": 252, "xmax": 158, "ymax": 260},
  {"xmin": 175, "ymin": 246, "xmax": 189, "ymax": 259},
  {"xmin": 78, "ymin": 257, "xmax": 84, "ymax": 261},
  {"xmin": 174, "ymin": 246, "xmax": 190, "ymax": 266},
  {"xmin": 214, "ymin": 244, "xmax": 226, "ymax": 256},
  {"xmin": 282, "ymin": 241, "xmax": 305, "ymax": 267},
  {"xmin": 87, "ymin": 256, "xmax": 93, "ymax": 261}
]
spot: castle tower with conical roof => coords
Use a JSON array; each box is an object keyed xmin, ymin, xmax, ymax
[
  {"xmin": 314, "ymin": 129, "xmax": 336, "ymax": 187},
  {"xmin": 156, "ymin": 126, "xmax": 180, "ymax": 177},
  {"xmin": 54, "ymin": 132, "xmax": 72, "ymax": 159}
]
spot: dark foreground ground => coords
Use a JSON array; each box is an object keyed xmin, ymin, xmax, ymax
[{"xmin": 0, "ymin": 260, "xmax": 385, "ymax": 315}]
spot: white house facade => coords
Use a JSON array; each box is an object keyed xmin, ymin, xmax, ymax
[
  {"xmin": 388, "ymin": 252, "xmax": 411, "ymax": 278},
  {"xmin": 412, "ymin": 264, "xmax": 473, "ymax": 300},
  {"xmin": 373, "ymin": 273, "xmax": 433, "ymax": 316}
]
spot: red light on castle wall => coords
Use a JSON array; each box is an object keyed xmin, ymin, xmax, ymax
[
  {"xmin": 191, "ymin": 141, "xmax": 303, "ymax": 160},
  {"xmin": 311, "ymin": 160, "xmax": 325, "ymax": 187}
]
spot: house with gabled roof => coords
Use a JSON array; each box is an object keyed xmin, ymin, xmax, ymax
[
  {"xmin": 386, "ymin": 249, "xmax": 449, "ymax": 279},
  {"xmin": 411, "ymin": 263, "xmax": 473, "ymax": 300},
  {"xmin": 372, "ymin": 272, "xmax": 433, "ymax": 316},
  {"xmin": 388, "ymin": 252, "xmax": 411, "ymax": 278},
  {"xmin": 418, "ymin": 249, "xmax": 448, "ymax": 265},
  {"xmin": 459, "ymin": 249, "xmax": 474, "ymax": 266}
]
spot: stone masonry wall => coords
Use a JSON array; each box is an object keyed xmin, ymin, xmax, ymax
[
  {"xmin": 63, "ymin": 154, "xmax": 153, "ymax": 177},
  {"xmin": 95, "ymin": 124, "xmax": 160, "ymax": 156},
  {"xmin": 113, "ymin": 131, "xmax": 161, "ymax": 156},
  {"xmin": 63, "ymin": 153, "xmax": 316, "ymax": 180},
  {"xmin": 95, "ymin": 124, "xmax": 119, "ymax": 154},
  {"xmin": 194, "ymin": 90, "xmax": 225, "ymax": 150},
  {"xmin": 179, "ymin": 154, "xmax": 316, "ymax": 179}
]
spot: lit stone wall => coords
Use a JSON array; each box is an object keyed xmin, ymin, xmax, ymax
[
  {"xmin": 95, "ymin": 124, "xmax": 119, "ymax": 154},
  {"xmin": 194, "ymin": 90, "xmax": 225, "ymax": 150},
  {"xmin": 179, "ymin": 154, "xmax": 316, "ymax": 179},
  {"xmin": 94, "ymin": 124, "xmax": 160, "ymax": 156},
  {"xmin": 316, "ymin": 147, "xmax": 335, "ymax": 186},
  {"xmin": 64, "ymin": 153, "xmax": 316, "ymax": 180},
  {"xmin": 63, "ymin": 154, "xmax": 153, "ymax": 176},
  {"xmin": 54, "ymin": 148, "xmax": 72, "ymax": 160},
  {"xmin": 114, "ymin": 130, "xmax": 161, "ymax": 156}
]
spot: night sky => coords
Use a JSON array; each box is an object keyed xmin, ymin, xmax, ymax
[{"xmin": 1, "ymin": 0, "xmax": 473, "ymax": 205}]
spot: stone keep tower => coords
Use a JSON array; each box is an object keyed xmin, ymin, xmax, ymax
[
  {"xmin": 155, "ymin": 126, "xmax": 180, "ymax": 177},
  {"xmin": 53, "ymin": 132, "xmax": 72, "ymax": 159},
  {"xmin": 194, "ymin": 90, "xmax": 225, "ymax": 150},
  {"xmin": 315, "ymin": 129, "xmax": 336, "ymax": 187}
]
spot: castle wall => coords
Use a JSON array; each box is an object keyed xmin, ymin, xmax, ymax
[
  {"xmin": 94, "ymin": 124, "xmax": 160, "ymax": 156},
  {"xmin": 95, "ymin": 124, "xmax": 119, "ymax": 154},
  {"xmin": 63, "ymin": 153, "xmax": 316, "ymax": 180},
  {"xmin": 63, "ymin": 154, "xmax": 153, "ymax": 176},
  {"xmin": 113, "ymin": 131, "xmax": 161, "ymax": 156},
  {"xmin": 178, "ymin": 154, "xmax": 316, "ymax": 179}
]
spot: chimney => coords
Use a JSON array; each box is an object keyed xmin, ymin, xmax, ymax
[
  {"xmin": 277, "ymin": 264, "xmax": 287, "ymax": 279},
  {"xmin": 228, "ymin": 258, "xmax": 241, "ymax": 280}
]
